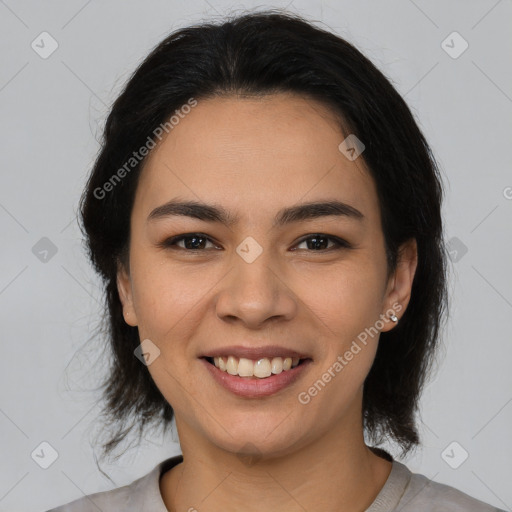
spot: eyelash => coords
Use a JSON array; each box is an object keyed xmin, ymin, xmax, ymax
[{"xmin": 159, "ymin": 233, "xmax": 351, "ymax": 252}]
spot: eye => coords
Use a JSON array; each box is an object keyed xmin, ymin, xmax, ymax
[
  {"xmin": 160, "ymin": 233, "xmax": 220, "ymax": 251},
  {"xmin": 292, "ymin": 234, "xmax": 351, "ymax": 252},
  {"xmin": 159, "ymin": 233, "xmax": 351, "ymax": 252}
]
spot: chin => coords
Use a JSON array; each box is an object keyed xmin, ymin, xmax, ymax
[{"xmin": 205, "ymin": 420, "xmax": 307, "ymax": 461}]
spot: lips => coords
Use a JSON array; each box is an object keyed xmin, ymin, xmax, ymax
[
  {"xmin": 201, "ymin": 357, "xmax": 312, "ymax": 398},
  {"xmin": 199, "ymin": 345, "xmax": 313, "ymax": 397}
]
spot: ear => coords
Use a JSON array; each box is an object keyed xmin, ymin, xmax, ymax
[
  {"xmin": 380, "ymin": 238, "xmax": 418, "ymax": 332},
  {"xmin": 116, "ymin": 261, "xmax": 138, "ymax": 327}
]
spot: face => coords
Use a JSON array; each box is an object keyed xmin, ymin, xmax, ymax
[{"xmin": 117, "ymin": 93, "xmax": 417, "ymax": 459}]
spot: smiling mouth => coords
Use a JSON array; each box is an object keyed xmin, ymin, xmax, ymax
[{"xmin": 203, "ymin": 356, "xmax": 311, "ymax": 379}]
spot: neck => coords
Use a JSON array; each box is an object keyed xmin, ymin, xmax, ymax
[{"xmin": 160, "ymin": 417, "xmax": 392, "ymax": 512}]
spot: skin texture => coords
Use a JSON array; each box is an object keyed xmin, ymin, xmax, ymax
[{"xmin": 117, "ymin": 93, "xmax": 418, "ymax": 512}]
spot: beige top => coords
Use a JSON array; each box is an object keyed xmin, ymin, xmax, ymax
[{"xmin": 46, "ymin": 452, "xmax": 506, "ymax": 511}]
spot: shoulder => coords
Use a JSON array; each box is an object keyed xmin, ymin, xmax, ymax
[
  {"xmin": 44, "ymin": 455, "xmax": 183, "ymax": 512},
  {"xmin": 397, "ymin": 462, "xmax": 506, "ymax": 512},
  {"xmin": 44, "ymin": 481, "xmax": 132, "ymax": 512}
]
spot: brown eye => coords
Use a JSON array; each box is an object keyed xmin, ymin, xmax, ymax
[
  {"xmin": 161, "ymin": 233, "xmax": 219, "ymax": 250},
  {"xmin": 293, "ymin": 234, "xmax": 351, "ymax": 251}
]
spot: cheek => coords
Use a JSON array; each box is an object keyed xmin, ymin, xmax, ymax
[
  {"xmin": 129, "ymin": 253, "xmax": 220, "ymax": 344},
  {"xmin": 130, "ymin": 247, "xmax": 177, "ymax": 308},
  {"xmin": 128, "ymin": 259, "xmax": 212, "ymax": 414},
  {"xmin": 293, "ymin": 258, "xmax": 386, "ymax": 399},
  {"xmin": 295, "ymin": 259, "xmax": 386, "ymax": 336},
  {"xmin": 297, "ymin": 265, "xmax": 383, "ymax": 423}
]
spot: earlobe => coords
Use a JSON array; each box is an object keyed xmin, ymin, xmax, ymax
[
  {"xmin": 381, "ymin": 238, "xmax": 418, "ymax": 332},
  {"xmin": 116, "ymin": 265, "xmax": 138, "ymax": 327}
]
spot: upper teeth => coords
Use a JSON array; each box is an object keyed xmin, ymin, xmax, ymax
[{"xmin": 213, "ymin": 356, "xmax": 300, "ymax": 378}]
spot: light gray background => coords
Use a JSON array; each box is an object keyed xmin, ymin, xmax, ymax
[{"xmin": 0, "ymin": 1, "xmax": 511, "ymax": 511}]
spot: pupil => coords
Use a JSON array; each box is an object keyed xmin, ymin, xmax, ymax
[
  {"xmin": 309, "ymin": 236, "xmax": 327, "ymax": 250},
  {"xmin": 186, "ymin": 236, "xmax": 204, "ymax": 249}
]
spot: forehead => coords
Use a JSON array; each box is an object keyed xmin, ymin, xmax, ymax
[{"xmin": 134, "ymin": 93, "xmax": 379, "ymax": 225}]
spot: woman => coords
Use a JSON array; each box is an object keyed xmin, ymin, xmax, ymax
[{"xmin": 47, "ymin": 10, "xmax": 505, "ymax": 512}]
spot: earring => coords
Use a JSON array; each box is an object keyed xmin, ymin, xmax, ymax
[{"xmin": 389, "ymin": 313, "xmax": 398, "ymax": 323}]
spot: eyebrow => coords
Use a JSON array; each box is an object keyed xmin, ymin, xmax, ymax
[{"xmin": 147, "ymin": 199, "xmax": 364, "ymax": 228}]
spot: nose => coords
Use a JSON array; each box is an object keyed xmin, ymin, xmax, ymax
[{"xmin": 214, "ymin": 250, "xmax": 298, "ymax": 329}]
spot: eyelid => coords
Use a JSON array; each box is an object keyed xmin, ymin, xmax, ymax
[
  {"xmin": 292, "ymin": 234, "xmax": 352, "ymax": 251},
  {"xmin": 159, "ymin": 233, "xmax": 221, "ymax": 250}
]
